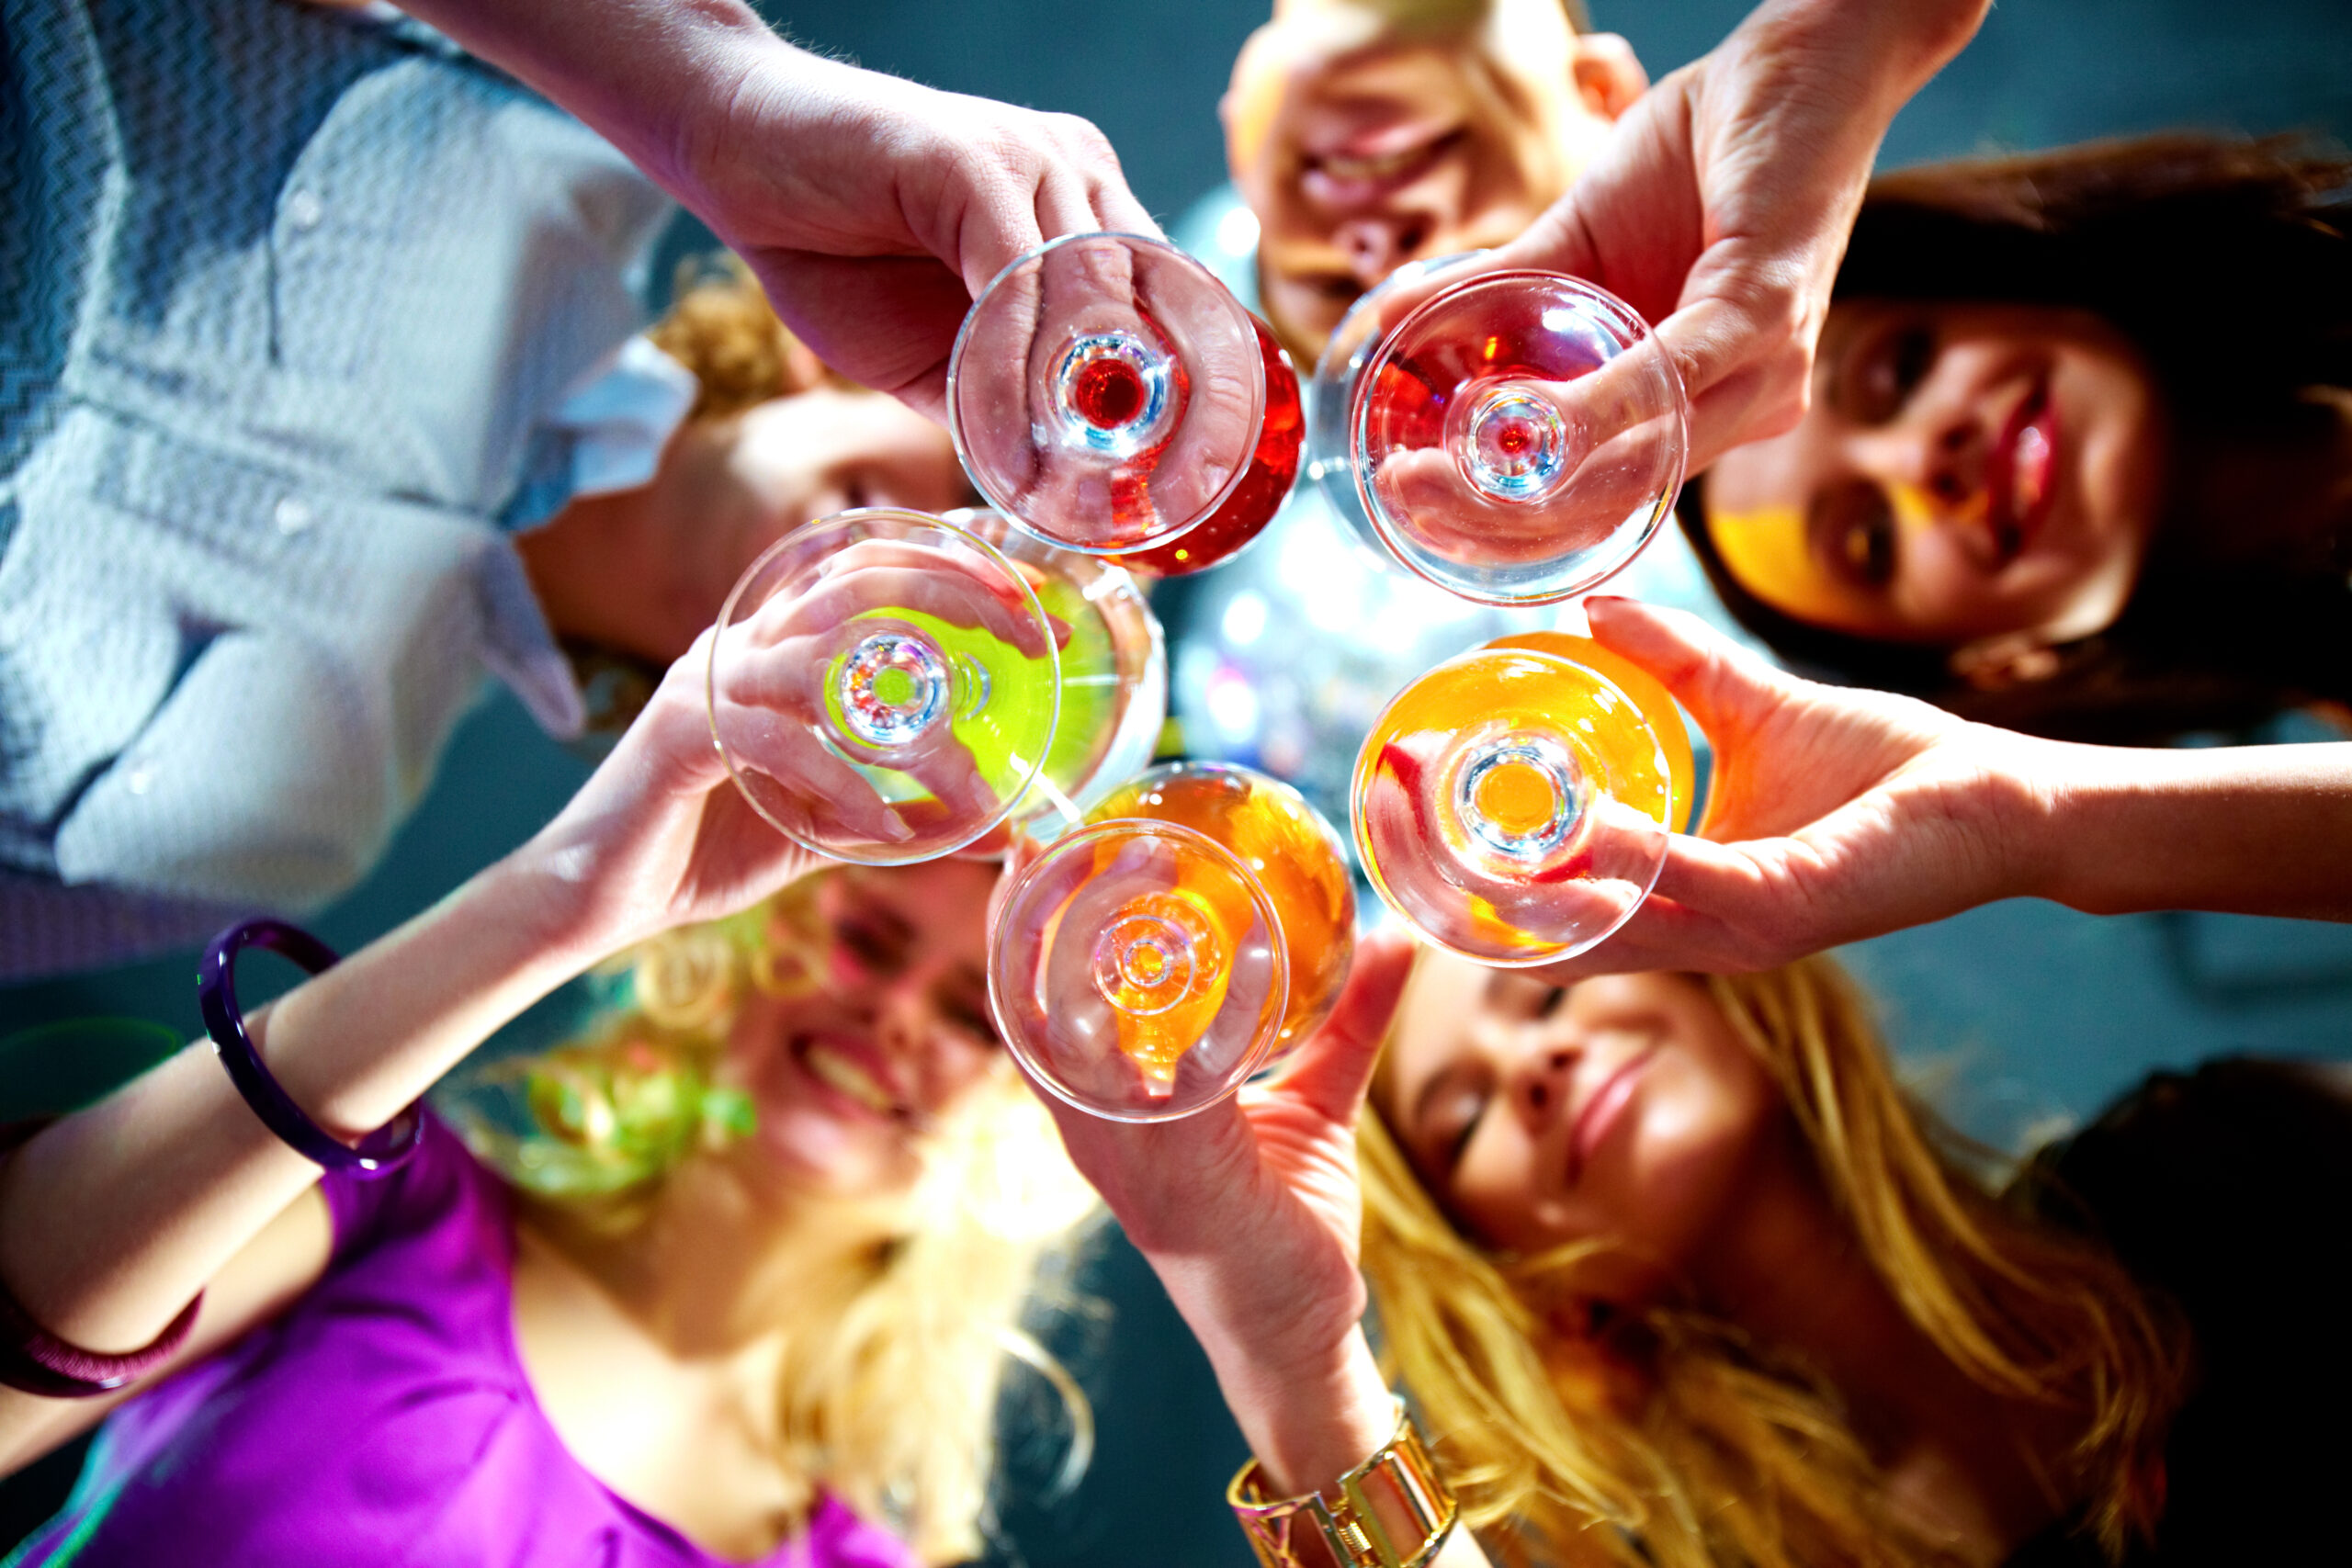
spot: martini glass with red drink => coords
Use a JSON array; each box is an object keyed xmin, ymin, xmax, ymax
[
  {"xmin": 947, "ymin": 232, "xmax": 1302, "ymax": 577},
  {"xmin": 1307, "ymin": 261, "xmax": 1689, "ymax": 604}
]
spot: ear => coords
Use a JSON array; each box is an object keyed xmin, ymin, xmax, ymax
[
  {"xmin": 1568, "ymin": 32, "xmax": 1646, "ymax": 121},
  {"xmin": 1948, "ymin": 632, "xmax": 2066, "ymax": 691},
  {"xmin": 1221, "ymin": 37, "xmax": 1274, "ymax": 186}
]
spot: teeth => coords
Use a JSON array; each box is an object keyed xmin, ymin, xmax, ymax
[
  {"xmin": 1319, "ymin": 144, "xmax": 1427, "ymax": 182},
  {"xmin": 805, "ymin": 1044, "xmax": 897, "ymax": 1115},
  {"xmin": 2014, "ymin": 423, "xmax": 2051, "ymax": 517}
]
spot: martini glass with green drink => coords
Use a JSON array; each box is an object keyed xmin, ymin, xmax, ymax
[{"xmin": 706, "ymin": 508, "xmax": 1165, "ymax": 863}]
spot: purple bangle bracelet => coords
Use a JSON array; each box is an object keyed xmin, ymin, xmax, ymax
[
  {"xmin": 0, "ymin": 1120, "xmax": 201, "ymax": 1398},
  {"xmin": 198, "ymin": 919, "xmax": 424, "ymax": 1179}
]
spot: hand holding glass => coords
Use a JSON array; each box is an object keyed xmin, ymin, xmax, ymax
[
  {"xmin": 1308, "ymin": 259, "xmax": 1689, "ymax": 604},
  {"xmin": 1352, "ymin": 632, "xmax": 1690, "ymax": 964},
  {"xmin": 990, "ymin": 762, "xmax": 1355, "ymax": 1121},
  {"xmin": 705, "ymin": 508, "xmax": 1164, "ymax": 863},
  {"xmin": 948, "ymin": 232, "xmax": 1303, "ymax": 575}
]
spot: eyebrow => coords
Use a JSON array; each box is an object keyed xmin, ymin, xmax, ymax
[{"xmin": 1813, "ymin": 310, "xmax": 1862, "ymax": 420}]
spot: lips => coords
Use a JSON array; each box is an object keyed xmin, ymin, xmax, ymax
[
  {"xmin": 1984, "ymin": 378, "xmax": 2060, "ymax": 569},
  {"xmin": 1299, "ymin": 124, "xmax": 1463, "ymax": 207},
  {"xmin": 1566, "ymin": 1044, "xmax": 1654, "ymax": 1184},
  {"xmin": 792, "ymin": 1032, "xmax": 910, "ymax": 1122}
]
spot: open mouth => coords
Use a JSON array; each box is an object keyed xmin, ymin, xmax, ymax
[
  {"xmin": 794, "ymin": 1033, "xmax": 912, "ymax": 1122},
  {"xmin": 1301, "ymin": 125, "xmax": 1464, "ymax": 205},
  {"xmin": 1984, "ymin": 379, "xmax": 2059, "ymax": 569}
]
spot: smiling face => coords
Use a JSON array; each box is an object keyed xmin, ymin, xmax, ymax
[
  {"xmin": 724, "ymin": 862, "xmax": 1007, "ymax": 1203},
  {"xmin": 1225, "ymin": 0, "xmax": 1643, "ymax": 360},
  {"xmin": 1702, "ymin": 300, "xmax": 2169, "ymax": 651},
  {"xmin": 1374, "ymin": 957, "xmax": 1789, "ymax": 1307}
]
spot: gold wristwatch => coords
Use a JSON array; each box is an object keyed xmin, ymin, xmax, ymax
[{"xmin": 1227, "ymin": 1398, "xmax": 1458, "ymax": 1568}]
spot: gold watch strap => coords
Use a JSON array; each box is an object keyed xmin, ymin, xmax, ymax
[{"xmin": 1227, "ymin": 1398, "xmax": 1458, "ymax": 1568}]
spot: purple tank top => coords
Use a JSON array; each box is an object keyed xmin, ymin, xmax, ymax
[{"xmin": 9, "ymin": 1117, "xmax": 918, "ymax": 1568}]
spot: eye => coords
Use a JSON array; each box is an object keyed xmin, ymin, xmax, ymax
[
  {"xmin": 1830, "ymin": 485, "xmax": 1899, "ymax": 588},
  {"xmin": 1435, "ymin": 1082, "xmax": 1490, "ymax": 1175},
  {"xmin": 940, "ymin": 987, "xmax": 998, "ymax": 1044},
  {"xmin": 1485, "ymin": 974, "xmax": 1557, "ymax": 1021},
  {"xmin": 1851, "ymin": 323, "xmax": 1935, "ymax": 426},
  {"xmin": 835, "ymin": 918, "xmax": 909, "ymax": 975}
]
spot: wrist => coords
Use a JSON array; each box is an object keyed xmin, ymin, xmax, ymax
[
  {"xmin": 1965, "ymin": 726, "xmax": 2076, "ymax": 908},
  {"xmin": 1214, "ymin": 1329, "xmax": 1400, "ymax": 1499},
  {"xmin": 1845, "ymin": 0, "xmax": 1989, "ymax": 106},
  {"xmin": 263, "ymin": 854, "xmax": 602, "ymax": 1141},
  {"xmin": 494, "ymin": 825, "xmax": 654, "ymax": 974}
]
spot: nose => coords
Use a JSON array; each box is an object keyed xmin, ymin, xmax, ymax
[
  {"xmin": 1864, "ymin": 403, "xmax": 1984, "ymax": 518},
  {"xmin": 878, "ymin": 977, "xmax": 929, "ymax": 1041},
  {"xmin": 1510, "ymin": 1043, "xmax": 1578, "ymax": 1134},
  {"xmin": 1917, "ymin": 415, "xmax": 1984, "ymax": 513},
  {"xmin": 1335, "ymin": 215, "xmax": 1433, "ymax": 289}
]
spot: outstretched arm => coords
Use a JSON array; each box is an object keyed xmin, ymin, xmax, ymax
[
  {"xmin": 1036, "ymin": 929, "xmax": 1491, "ymax": 1565},
  {"xmin": 389, "ymin": 0, "xmax": 1156, "ymax": 415},
  {"xmin": 0, "ymin": 635, "xmax": 827, "ymax": 1472},
  {"xmin": 1536, "ymin": 595, "xmax": 2352, "ymax": 978}
]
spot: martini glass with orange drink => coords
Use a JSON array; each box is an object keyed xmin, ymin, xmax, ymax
[
  {"xmin": 989, "ymin": 761, "xmax": 1355, "ymax": 1121},
  {"xmin": 1351, "ymin": 630, "xmax": 1691, "ymax": 964}
]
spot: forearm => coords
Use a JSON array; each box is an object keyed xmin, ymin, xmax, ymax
[
  {"xmin": 1742, "ymin": 0, "xmax": 1988, "ymax": 114},
  {"xmin": 0, "ymin": 845, "xmax": 604, "ymax": 1352},
  {"xmin": 1204, "ymin": 1323, "xmax": 1397, "ymax": 1499},
  {"xmin": 388, "ymin": 0, "xmax": 793, "ymax": 199},
  {"xmin": 2030, "ymin": 741, "xmax": 2352, "ymax": 920}
]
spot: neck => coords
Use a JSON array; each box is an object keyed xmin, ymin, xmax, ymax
[
  {"xmin": 523, "ymin": 1148, "xmax": 903, "ymax": 1358},
  {"xmin": 1690, "ymin": 1137, "xmax": 2071, "ymax": 1561}
]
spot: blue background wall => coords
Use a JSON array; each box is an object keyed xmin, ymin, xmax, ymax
[{"xmin": 6, "ymin": 1, "xmax": 2351, "ymax": 1562}]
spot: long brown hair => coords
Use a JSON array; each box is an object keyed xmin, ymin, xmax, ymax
[
  {"xmin": 1359, "ymin": 956, "xmax": 2189, "ymax": 1568},
  {"xmin": 1682, "ymin": 132, "xmax": 2352, "ymax": 741}
]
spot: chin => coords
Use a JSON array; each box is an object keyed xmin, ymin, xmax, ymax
[
  {"xmin": 2054, "ymin": 333, "xmax": 2168, "ymax": 564},
  {"xmin": 752, "ymin": 1102, "xmax": 921, "ymax": 1205}
]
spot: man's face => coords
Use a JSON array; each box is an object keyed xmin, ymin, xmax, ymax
[{"xmin": 1225, "ymin": 0, "xmax": 1644, "ymax": 361}]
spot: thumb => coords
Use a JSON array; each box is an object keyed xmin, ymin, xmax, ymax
[
  {"xmin": 1269, "ymin": 924, "xmax": 1419, "ymax": 1126},
  {"xmin": 1583, "ymin": 594, "xmax": 1790, "ymax": 747},
  {"xmin": 1492, "ymin": 182, "xmax": 1602, "ymax": 285}
]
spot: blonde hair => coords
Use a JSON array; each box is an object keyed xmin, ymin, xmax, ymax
[
  {"xmin": 1359, "ymin": 956, "xmax": 2188, "ymax": 1568},
  {"xmin": 444, "ymin": 872, "xmax": 1098, "ymax": 1565},
  {"xmin": 648, "ymin": 255, "xmax": 844, "ymax": 423}
]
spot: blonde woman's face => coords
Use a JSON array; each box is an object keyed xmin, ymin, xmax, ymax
[
  {"xmin": 727, "ymin": 861, "xmax": 1006, "ymax": 1201},
  {"xmin": 1225, "ymin": 0, "xmax": 1642, "ymax": 359},
  {"xmin": 1375, "ymin": 957, "xmax": 1784, "ymax": 1306},
  {"xmin": 725, "ymin": 386, "xmax": 973, "ymax": 532}
]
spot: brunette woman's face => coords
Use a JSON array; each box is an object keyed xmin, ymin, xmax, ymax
[
  {"xmin": 1375, "ymin": 957, "xmax": 1785, "ymax": 1307},
  {"xmin": 1703, "ymin": 300, "xmax": 2168, "ymax": 650},
  {"xmin": 727, "ymin": 861, "xmax": 1006, "ymax": 1202}
]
